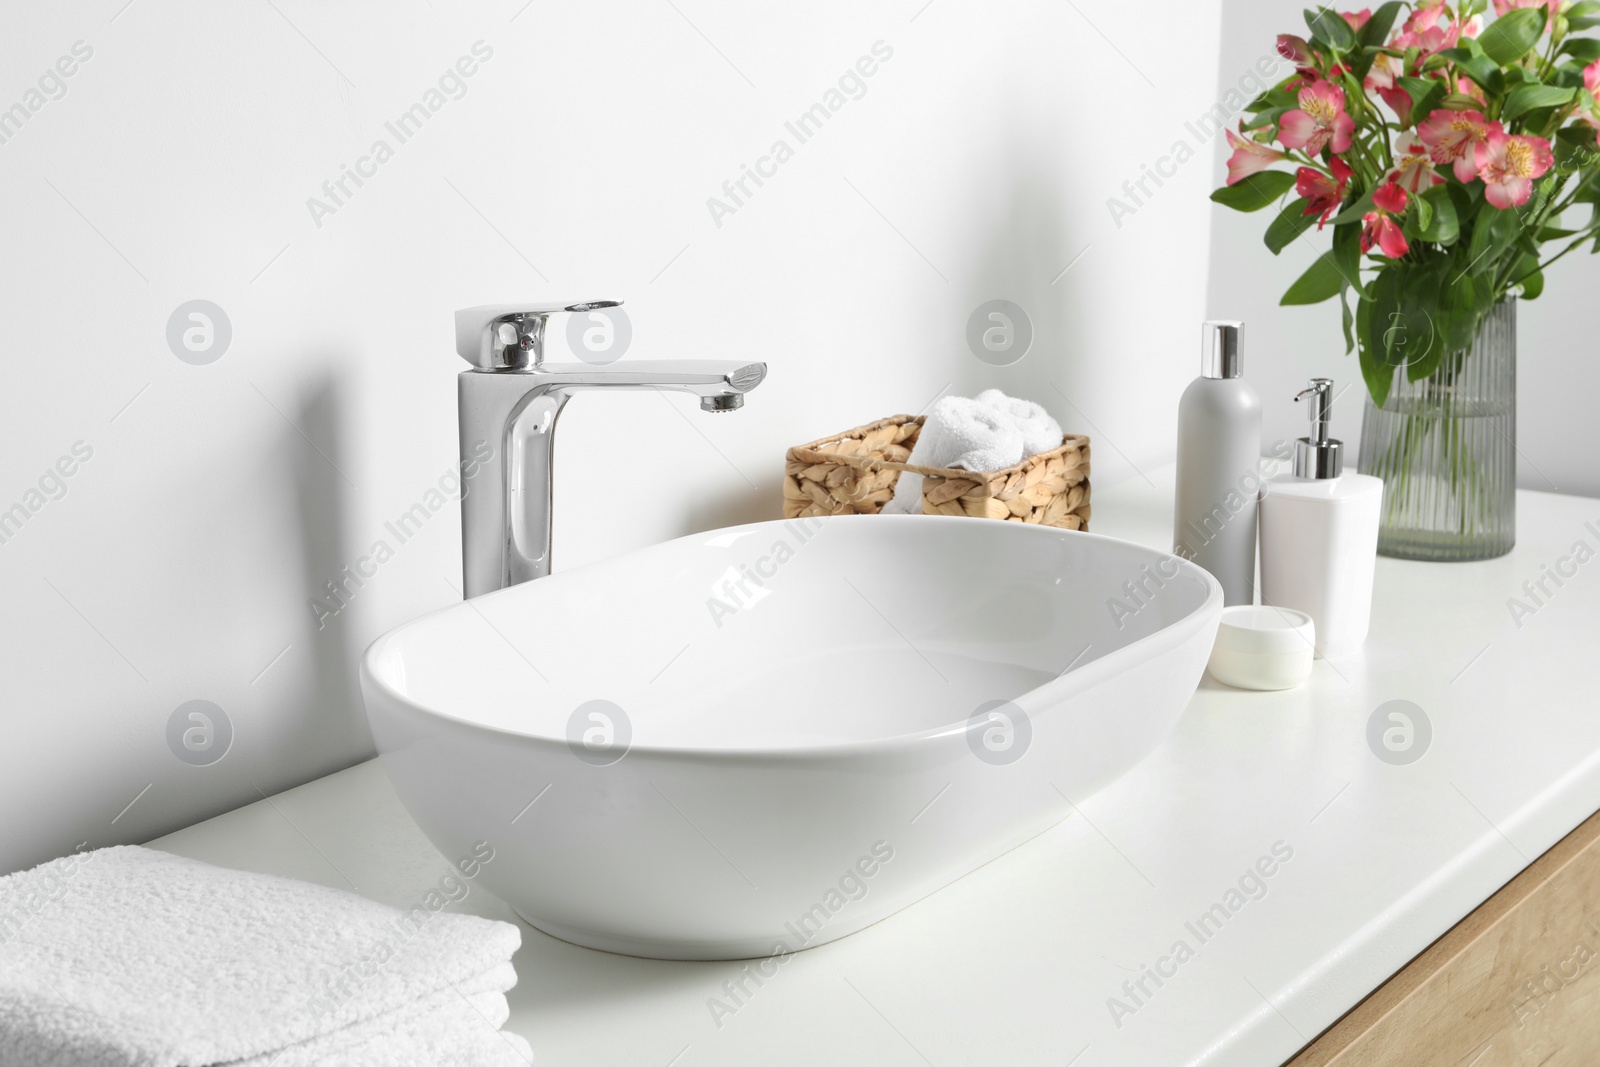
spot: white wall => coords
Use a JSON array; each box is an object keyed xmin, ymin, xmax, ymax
[
  {"xmin": 1207, "ymin": 0, "xmax": 1600, "ymax": 499},
  {"xmin": 0, "ymin": 0, "xmax": 1221, "ymax": 874}
]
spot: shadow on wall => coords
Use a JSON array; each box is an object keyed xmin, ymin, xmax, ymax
[
  {"xmin": 45, "ymin": 373, "xmax": 377, "ymax": 871},
  {"xmin": 684, "ymin": 119, "xmax": 1090, "ymax": 536},
  {"xmin": 959, "ymin": 120, "xmax": 1092, "ymax": 471},
  {"xmin": 285, "ymin": 372, "xmax": 374, "ymax": 777},
  {"xmin": 684, "ymin": 479, "xmax": 779, "ymax": 534}
]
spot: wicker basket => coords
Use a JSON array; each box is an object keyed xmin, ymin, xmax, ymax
[{"xmin": 783, "ymin": 414, "xmax": 1091, "ymax": 530}]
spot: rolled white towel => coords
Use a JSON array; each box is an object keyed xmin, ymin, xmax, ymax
[
  {"xmin": 0, "ymin": 845, "xmax": 531, "ymax": 1067},
  {"xmin": 883, "ymin": 396, "xmax": 1025, "ymax": 514},
  {"xmin": 976, "ymin": 388, "xmax": 1064, "ymax": 457},
  {"xmin": 919, "ymin": 395, "xmax": 1028, "ymax": 473}
]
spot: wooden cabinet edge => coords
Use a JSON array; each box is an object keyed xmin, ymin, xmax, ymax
[{"xmin": 1285, "ymin": 806, "xmax": 1600, "ymax": 1066}]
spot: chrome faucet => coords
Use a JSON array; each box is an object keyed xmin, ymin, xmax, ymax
[{"xmin": 455, "ymin": 301, "xmax": 766, "ymax": 598}]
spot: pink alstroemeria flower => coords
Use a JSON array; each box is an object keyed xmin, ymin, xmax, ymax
[
  {"xmin": 1397, "ymin": 0, "xmax": 1475, "ymax": 55},
  {"xmin": 1225, "ymin": 128, "xmax": 1289, "ymax": 185},
  {"xmin": 1475, "ymin": 132, "xmax": 1554, "ymax": 209},
  {"xmin": 1491, "ymin": 0, "xmax": 1559, "ymax": 15},
  {"xmin": 1364, "ymin": 53, "xmax": 1413, "ymax": 124},
  {"xmin": 1582, "ymin": 60, "xmax": 1600, "ymax": 146},
  {"xmin": 1362, "ymin": 182, "xmax": 1410, "ymax": 258},
  {"xmin": 1443, "ymin": 14, "xmax": 1483, "ymax": 46},
  {"xmin": 1280, "ymin": 80, "xmax": 1355, "ymax": 155},
  {"xmin": 1417, "ymin": 109, "xmax": 1501, "ymax": 182},
  {"xmin": 1277, "ymin": 34, "xmax": 1313, "ymax": 65},
  {"xmin": 1342, "ymin": 9, "xmax": 1372, "ymax": 29},
  {"xmin": 1392, "ymin": 24, "xmax": 1448, "ymax": 61},
  {"xmin": 1296, "ymin": 156, "xmax": 1354, "ymax": 228},
  {"xmin": 1405, "ymin": 3, "xmax": 1444, "ymax": 32},
  {"xmin": 1388, "ymin": 132, "xmax": 1444, "ymax": 192}
]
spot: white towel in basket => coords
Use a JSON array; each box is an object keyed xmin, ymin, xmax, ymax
[{"xmin": 883, "ymin": 391, "xmax": 1061, "ymax": 514}]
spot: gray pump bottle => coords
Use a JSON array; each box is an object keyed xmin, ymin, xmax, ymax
[{"xmin": 1173, "ymin": 321, "xmax": 1262, "ymax": 606}]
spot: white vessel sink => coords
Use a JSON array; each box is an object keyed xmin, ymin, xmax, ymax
[{"xmin": 360, "ymin": 515, "xmax": 1222, "ymax": 960}]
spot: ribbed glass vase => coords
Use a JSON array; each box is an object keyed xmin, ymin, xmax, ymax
[{"xmin": 1356, "ymin": 297, "xmax": 1516, "ymax": 561}]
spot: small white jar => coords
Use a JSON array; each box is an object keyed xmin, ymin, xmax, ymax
[{"xmin": 1207, "ymin": 605, "xmax": 1316, "ymax": 691}]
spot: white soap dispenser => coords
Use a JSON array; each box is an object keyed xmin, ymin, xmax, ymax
[{"xmin": 1258, "ymin": 378, "xmax": 1383, "ymax": 658}]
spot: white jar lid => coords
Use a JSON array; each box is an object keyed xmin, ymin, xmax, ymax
[{"xmin": 1208, "ymin": 605, "xmax": 1316, "ymax": 691}]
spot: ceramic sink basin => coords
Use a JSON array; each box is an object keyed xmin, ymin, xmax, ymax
[{"xmin": 360, "ymin": 515, "xmax": 1222, "ymax": 960}]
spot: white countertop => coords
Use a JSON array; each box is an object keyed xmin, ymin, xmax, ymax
[{"xmin": 150, "ymin": 468, "xmax": 1600, "ymax": 1066}]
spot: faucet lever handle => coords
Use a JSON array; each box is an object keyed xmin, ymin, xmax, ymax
[{"xmin": 455, "ymin": 302, "xmax": 622, "ymax": 370}]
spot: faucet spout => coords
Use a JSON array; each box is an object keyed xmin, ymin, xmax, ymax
[
  {"xmin": 455, "ymin": 307, "xmax": 766, "ymax": 598},
  {"xmin": 517, "ymin": 359, "xmax": 767, "ymax": 398}
]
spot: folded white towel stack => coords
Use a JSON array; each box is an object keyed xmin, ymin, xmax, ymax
[
  {"xmin": 974, "ymin": 388, "xmax": 1064, "ymax": 458},
  {"xmin": 0, "ymin": 845, "xmax": 531, "ymax": 1067},
  {"xmin": 883, "ymin": 390, "xmax": 1064, "ymax": 515}
]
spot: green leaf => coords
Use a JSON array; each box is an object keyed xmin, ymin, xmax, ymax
[
  {"xmin": 1399, "ymin": 75, "xmax": 1447, "ymax": 126},
  {"xmin": 1351, "ymin": 45, "xmax": 1381, "ymax": 82},
  {"xmin": 1531, "ymin": 171, "xmax": 1559, "ymax": 213},
  {"xmin": 1568, "ymin": 1, "xmax": 1600, "ymax": 30},
  {"xmin": 1440, "ymin": 48, "xmax": 1505, "ymax": 95},
  {"xmin": 1513, "ymin": 224, "xmax": 1541, "ymax": 258},
  {"xmin": 1517, "ymin": 253, "xmax": 1546, "ymax": 298},
  {"xmin": 1341, "ymin": 287, "xmax": 1356, "ymax": 353},
  {"xmin": 1572, "ymin": 169, "xmax": 1600, "ymax": 206},
  {"xmin": 1242, "ymin": 106, "xmax": 1293, "ymax": 132},
  {"xmin": 1409, "ymin": 193, "xmax": 1435, "ymax": 235},
  {"xmin": 1501, "ymin": 64, "xmax": 1538, "ymax": 87},
  {"xmin": 1396, "ymin": 262, "xmax": 1449, "ymax": 382},
  {"xmin": 1466, "ymin": 202, "xmax": 1521, "ymax": 273},
  {"xmin": 1330, "ymin": 188, "xmax": 1376, "ymax": 225},
  {"xmin": 1561, "ymin": 37, "xmax": 1600, "ymax": 63},
  {"xmin": 1349, "ymin": 2, "xmax": 1405, "ymax": 79},
  {"xmin": 1555, "ymin": 122, "xmax": 1600, "ymax": 173},
  {"xmin": 1358, "ymin": 270, "xmax": 1403, "ymax": 405},
  {"xmin": 1439, "ymin": 267, "xmax": 1483, "ymax": 353},
  {"xmin": 1501, "ymin": 84, "xmax": 1577, "ymax": 120},
  {"xmin": 1478, "ymin": 7, "xmax": 1547, "ymax": 67},
  {"xmin": 1265, "ymin": 198, "xmax": 1320, "ymax": 254},
  {"xmin": 1332, "ymin": 220, "xmax": 1362, "ymax": 291},
  {"xmin": 1247, "ymin": 83, "xmax": 1300, "ymax": 111},
  {"xmin": 1358, "ymin": 1, "xmax": 1404, "ymax": 49},
  {"xmin": 1447, "ymin": 180, "xmax": 1479, "ymax": 221},
  {"xmin": 1356, "ymin": 288, "xmax": 1373, "ymax": 367},
  {"xmin": 1404, "ymin": 331, "xmax": 1447, "ymax": 380},
  {"xmin": 1306, "ymin": 7, "xmax": 1357, "ymax": 51},
  {"xmin": 1210, "ymin": 170, "xmax": 1297, "ymax": 212},
  {"xmin": 1281, "ymin": 248, "xmax": 1349, "ymax": 305},
  {"xmin": 1474, "ymin": 269, "xmax": 1496, "ymax": 309},
  {"xmin": 1418, "ymin": 184, "xmax": 1460, "ymax": 244}
]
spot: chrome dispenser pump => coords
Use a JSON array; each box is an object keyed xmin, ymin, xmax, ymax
[{"xmin": 1292, "ymin": 378, "xmax": 1342, "ymax": 480}]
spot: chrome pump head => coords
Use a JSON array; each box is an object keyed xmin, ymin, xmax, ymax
[{"xmin": 1292, "ymin": 377, "xmax": 1342, "ymax": 479}]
